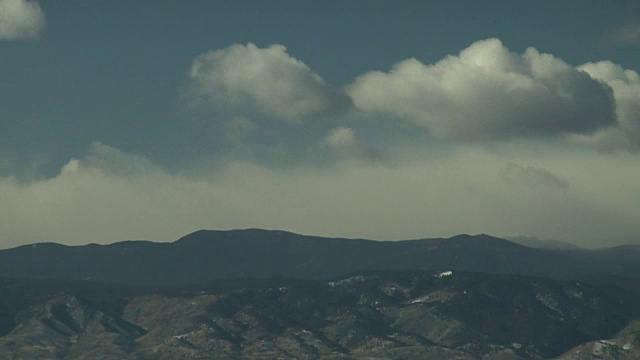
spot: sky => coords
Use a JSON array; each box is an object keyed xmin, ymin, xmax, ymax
[{"xmin": 1, "ymin": 0, "xmax": 639, "ymax": 248}]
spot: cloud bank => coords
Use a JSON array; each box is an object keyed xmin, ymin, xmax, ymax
[
  {"xmin": 0, "ymin": 0, "xmax": 45, "ymax": 40},
  {"xmin": 1, "ymin": 143, "xmax": 638, "ymax": 249}
]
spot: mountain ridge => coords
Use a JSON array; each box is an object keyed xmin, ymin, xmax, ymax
[{"xmin": 0, "ymin": 229, "xmax": 638, "ymax": 287}]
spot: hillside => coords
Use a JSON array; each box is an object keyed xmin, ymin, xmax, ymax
[
  {"xmin": 0, "ymin": 229, "xmax": 638, "ymax": 286},
  {"xmin": 0, "ymin": 270, "xmax": 638, "ymax": 359}
]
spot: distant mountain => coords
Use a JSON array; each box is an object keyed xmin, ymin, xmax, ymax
[
  {"xmin": 0, "ymin": 270, "xmax": 638, "ymax": 359},
  {"xmin": 0, "ymin": 229, "xmax": 639, "ymax": 287},
  {"xmin": 505, "ymin": 236, "xmax": 584, "ymax": 251}
]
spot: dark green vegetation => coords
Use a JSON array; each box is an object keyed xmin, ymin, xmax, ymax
[{"xmin": 1, "ymin": 229, "xmax": 639, "ymax": 359}]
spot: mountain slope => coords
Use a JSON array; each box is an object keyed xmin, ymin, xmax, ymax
[
  {"xmin": 0, "ymin": 229, "xmax": 638, "ymax": 286},
  {"xmin": 0, "ymin": 271, "xmax": 638, "ymax": 359}
]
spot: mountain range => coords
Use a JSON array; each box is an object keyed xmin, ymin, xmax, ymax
[
  {"xmin": 0, "ymin": 229, "xmax": 638, "ymax": 286},
  {"xmin": 0, "ymin": 229, "xmax": 639, "ymax": 359}
]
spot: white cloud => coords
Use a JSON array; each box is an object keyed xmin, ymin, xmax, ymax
[
  {"xmin": 1, "ymin": 143, "xmax": 639, "ymax": 248},
  {"xmin": 575, "ymin": 61, "xmax": 640, "ymax": 150},
  {"xmin": 183, "ymin": 39, "xmax": 639, "ymax": 151},
  {"xmin": 187, "ymin": 43, "xmax": 352, "ymax": 122},
  {"xmin": 0, "ymin": 0, "xmax": 45, "ymax": 40},
  {"xmin": 347, "ymin": 38, "xmax": 616, "ymax": 141}
]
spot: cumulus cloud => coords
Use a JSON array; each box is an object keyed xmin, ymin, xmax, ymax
[
  {"xmin": 574, "ymin": 61, "xmax": 640, "ymax": 150},
  {"xmin": 183, "ymin": 39, "xmax": 639, "ymax": 152},
  {"xmin": 187, "ymin": 43, "xmax": 352, "ymax": 122},
  {"xmin": 500, "ymin": 162, "xmax": 569, "ymax": 190},
  {"xmin": 0, "ymin": 0, "xmax": 45, "ymax": 40},
  {"xmin": 347, "ymin": 38, "xmax": 616, "ymax": 141}
]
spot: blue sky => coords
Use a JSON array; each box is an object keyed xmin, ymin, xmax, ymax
[{"xmin": 1, "ymin": 0, "xmax": 639, "ymax": 247}]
